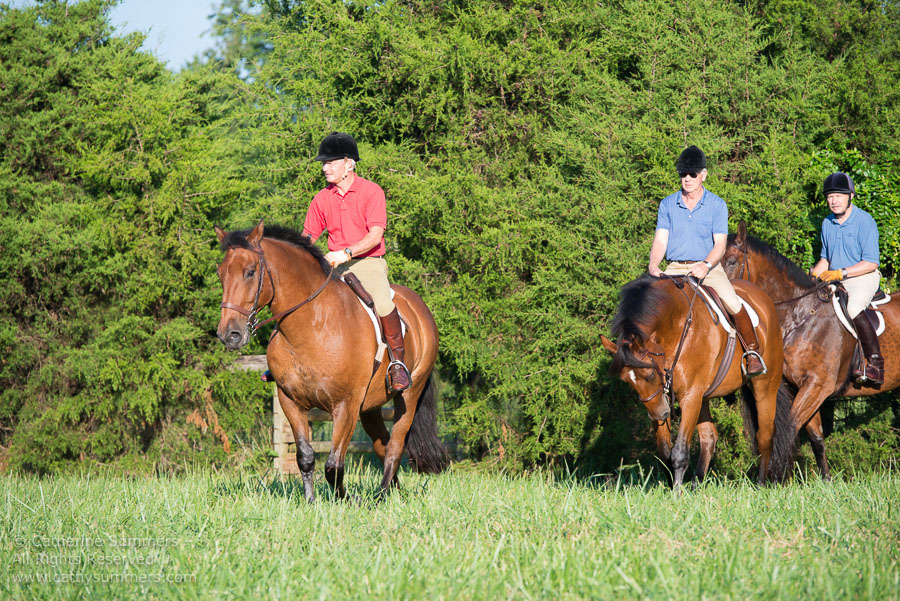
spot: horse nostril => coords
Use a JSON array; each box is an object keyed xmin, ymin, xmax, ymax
[
  {"xmin": 659, "ymin": 410, "xmax": 670, "ymax": 422},
  {"xmin": 226, "ymin": 330, "xmax": 242, "ymax": 346}
]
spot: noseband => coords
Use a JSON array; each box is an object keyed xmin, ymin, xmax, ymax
[{"xmin": 221, "ymin": 243, "xmax": 334, "ymax": 337}]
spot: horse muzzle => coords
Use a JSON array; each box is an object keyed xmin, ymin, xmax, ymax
[
  {"xmin": 651, "ymin": 407, "xmax": 670, "ymax": 422},
  {"xmin": 217, "ymin": 318, "xmax": 250, "ymax": 350}
]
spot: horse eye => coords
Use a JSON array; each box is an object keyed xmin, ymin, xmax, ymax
[
  {"xmin": 725, "ymin": 257, "xmax": 736, "ymax": 267},
  {"xmin": 244, "ymin": 268, "xmax": 255, "ymax": 279}
]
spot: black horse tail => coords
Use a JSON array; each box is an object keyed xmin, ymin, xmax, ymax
[
  {"xmin": 405, "ymin": 374, "xmax": 449, "ymax": 473},
  {"xmin": 768, "ymin": 381, "xmax": 799, "ymax": 482}
]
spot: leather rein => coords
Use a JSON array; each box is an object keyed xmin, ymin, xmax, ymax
[
  {"xmin": 733, "ymin": 243, "xmax": 832, "ymax": 306},
  {"xmin": 220, "ymin": 243, "xmax": 334, "ymax": 337}
]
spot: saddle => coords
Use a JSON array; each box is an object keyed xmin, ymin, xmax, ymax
[
  {"xmin": 683, "ymin": 278, "xmax": 762, "ymax": 395},
  {"xmin": 832, "ymin": 286, "xmax": 889, "ymax": 339},
  {"xmin": 833, "ymin": 286, "xmax": 890, "ymax": 383},
  {"xmin": 342, "ymin": 273, "xmax": 406, "ymax": 364},
  {"xmin": 696, "ymin": 284, "xmax": 760, "ymax": 334}
]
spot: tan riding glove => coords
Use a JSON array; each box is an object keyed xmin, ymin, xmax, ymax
[{"xmin": 817, "ymin": 269, "xmax": 844, "ymax": 282}]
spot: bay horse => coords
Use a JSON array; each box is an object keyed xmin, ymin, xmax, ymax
[
  {"xmin": 723, "ymin": 221, "xmax": 900, "ymax": 480},
  {"xmin": 601, "ymin": 274, "xmax": 786, "ymax": 487},
  {"xmin": 215, "ymin": 221, "xmax": 447, "ymax": 501}
]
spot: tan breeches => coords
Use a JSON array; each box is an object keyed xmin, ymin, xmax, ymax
[{"xmin": 843, "ymin": 270, "xmax": 881, "ymax": 318}]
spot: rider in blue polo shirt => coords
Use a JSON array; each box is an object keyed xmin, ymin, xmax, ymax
[
  {"xmin": 649, "ymin": 146, "xmax": 766, "ymax": 376},
  {"xmin": 810, "ymin": 172, "xmax": 883, "ymax": 384}
]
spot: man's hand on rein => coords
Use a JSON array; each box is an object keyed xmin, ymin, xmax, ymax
[
  {"xmin": 325, "ymin": 250, "xmax": 350, "ymax": 267},
  {"xmin": 817, "ymin": 269, "xmax": 844, "ymax": 282}
]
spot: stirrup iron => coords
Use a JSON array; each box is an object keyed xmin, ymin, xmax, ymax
[
  {"xmin": 385, "ymin": 359, "xmax": 412, "ymax": 392},
  {"xmin": 741, "ymin": 350, "xmax": 767, "ymax": 376}
]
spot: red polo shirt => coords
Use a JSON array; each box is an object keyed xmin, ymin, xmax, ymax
[{"xmin": 302, "ymin": 176, "xmax": 387, "ymax": 258}]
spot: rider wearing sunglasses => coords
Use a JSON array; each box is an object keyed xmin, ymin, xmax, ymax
[{"xmin": 648, "ymin": 145, "xmax": 767, "ymax": 376}]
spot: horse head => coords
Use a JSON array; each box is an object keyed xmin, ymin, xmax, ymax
[
  {"xmin": 215, "ymin": 220, "xmax": 273, "ymax": 350},
  {"xmin": 722, "ymin": 220, "xmax": 751, "ymax": 281},
  {"xmin": 601, "ymin": 332, "xmax": 671, "ymax": 422}
]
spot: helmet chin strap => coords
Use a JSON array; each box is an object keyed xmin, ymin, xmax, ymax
[{"xmin": 338, "ymin": 162, "xmax": 355, "ymax": 183}]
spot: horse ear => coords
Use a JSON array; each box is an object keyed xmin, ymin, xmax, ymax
[
  {"xmin": 214, "ymin": 225, "xmax": 227, "ymax": 243},
  {"xmin": 247, "ymin": 219, "xmax": 265, "ymax": 247},
  {"xmin": 600, "ymin": 335, "xmax": 617, "ymax": 354},
  {"xmin": 737, "ymin": 220, "xmax": 747, "ymax": 247}
]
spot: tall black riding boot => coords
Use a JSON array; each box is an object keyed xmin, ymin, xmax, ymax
[
  {"xmin": 732, "ymin": 306, "xmax": 767, "ymax": 376},
  {"xmin": 851, "ymin": 313, "xmax": 884, "ymax": 384},
  {"xmin": 380, "ymin": 308, "xmax": 411, "ymax": 392}
]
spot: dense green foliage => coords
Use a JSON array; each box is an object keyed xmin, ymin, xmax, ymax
[
  {"xmin": 0, "ymin": 0, "xmax": 897, "ymax": 473},
  {"xmin": 0, "ymin": 0, "xmax": 270, "ymax": 473},
  {"xmin": 3, "ymin": 469, "xmax": 899, "ymax": 599}
]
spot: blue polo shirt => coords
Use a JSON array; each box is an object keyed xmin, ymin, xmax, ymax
[
  {"xmin": 820, "ymin": 205, "xmax": 880, "ymax": 269},
  {"xmin": 656, "ymin": 188, "xmax": 728, "ymax": 261}
]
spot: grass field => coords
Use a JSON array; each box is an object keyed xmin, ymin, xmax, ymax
[{"xmin": 2, "ymin": 463, "xmax": 898, "ymax": 600}]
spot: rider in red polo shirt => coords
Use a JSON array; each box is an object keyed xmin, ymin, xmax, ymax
[{"xmin": 302, "ymin": 132, "xmax": 411, "ymax": 392}]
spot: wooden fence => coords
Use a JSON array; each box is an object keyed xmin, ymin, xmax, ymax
[{"xmin": 233, "ymin": 354, "xmax": 392, "ymax": 475}]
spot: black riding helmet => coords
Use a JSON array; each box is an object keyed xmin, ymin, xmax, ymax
[
  {"xmin": 314, "ymin": 132, "xmax": 360, "ymax": 162},
  {"xmin": 823, "ymin": 172, "xmax": 855, "ymax": 196},
  {"xmin": 676, "ymin": 146, "xmax": 706, "ymax": 173}
]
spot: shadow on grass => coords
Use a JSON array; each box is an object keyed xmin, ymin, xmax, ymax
[{"xmin": 210, "ymin": 455, "xmax": 434, "ymax": 505}]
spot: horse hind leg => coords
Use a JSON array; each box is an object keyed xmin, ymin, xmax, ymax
[
  {"xmin": 745, "ymin": 378, "xmax": 777, "ymax": 485},
  {"xmin": 359, "ymin": 408, "xmax": 398, "ymax": 488},
  {"xmin": 805, "ymin": 412, "xmax": 831, "ymax": 481}
]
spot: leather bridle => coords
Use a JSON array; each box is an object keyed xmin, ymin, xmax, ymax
[
  {"xmin": 220, "ymin": 243, "xmax": 334, "ymax": 337},
  {"xmin": 621, "ymin": 275, "xmax": 700, "ymax": 418}
]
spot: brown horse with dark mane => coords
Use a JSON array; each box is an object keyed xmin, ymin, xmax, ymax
[
  {"xmin": 723, "ymin": 221, "xmax": 900, "ymax": 480},
  {"xmin": 601, "ymin": 274, "xmax": 786, "ymax": 486},
  {"xmin": 215, "ymin": 221, "xmax": 447, "ymax": 501}
]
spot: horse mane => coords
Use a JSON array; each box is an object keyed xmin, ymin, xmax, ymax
[
  {"xmin": 608, "ymin": 274, "xmax": 671, "ymax": 373},
  {"xmin": 729, "ymin": 233, "xmax": 816, "ymax": 290},
  {"xmin": 219, "ymin": 224, "xmax": 336, "ymax": 278}
]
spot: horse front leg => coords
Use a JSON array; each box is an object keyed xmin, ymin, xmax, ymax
[
  {"xmin": 277, "ymin": 387, "xmax": 316, "ymax": 503},
  {"xmin": 670, "ymin": 392, "xmax": 702, "ymax": 488},
  {"xmin": 694, "ymin": 400, "xmax": 718, "ymax": 483},
  {"xmin": 805, "ymin": 412, "xmax": 831, "ymax": 481},
  {"xmin": 654, "ymin": 419, "xmax": 673, "ymax": 472}
]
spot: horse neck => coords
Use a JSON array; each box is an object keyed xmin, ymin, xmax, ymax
[
  {"xmin": 645, "ymin": 284, "xmax": 693, "ymax": 350},
  {"xmin": 749, "ymin": 249, "xmax": 811, "ymax": 303},
  {"xmin": 263, "ymin": 239, "xmax": 336, "ymax": 315}
]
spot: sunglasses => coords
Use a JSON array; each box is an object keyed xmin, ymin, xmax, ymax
[{"xmin": 679, "ymin": 172, "xmax": 700, "ymax": 179}]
